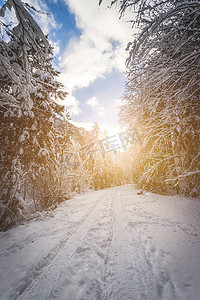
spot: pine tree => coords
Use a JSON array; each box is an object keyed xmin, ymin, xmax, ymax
[{"xmin": 0, "ymin": 0, "xmax": 67, "ymax": 229}]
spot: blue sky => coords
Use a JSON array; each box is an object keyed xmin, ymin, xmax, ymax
[
  {"xmin": 44, "ymin": 0, "xmax": 81, "ymax": 51},
  {"xmin": 0, "ymin": 0, "xmax": 133, "ymax": 133}
]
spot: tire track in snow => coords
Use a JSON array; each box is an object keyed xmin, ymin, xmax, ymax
[
  {"xmin": 102, "ymin": 186, "xmax": 159, "ymax": 300},
  {"xmin": 46, "ymin": 188, "xmax": 117, "ymax": 300},
  {"xmin": 121, "ymin": 187, "xmax": 179, "ymax": 300},
  {"xmin": 0, "ymin": 197, "xmax": 99, "ymax": 258},
  {"xmin": 6, "ymin": 189, "xmax": 108, "ymax": 299},
  {"xmin": 14, "ymin": 188, "xmax": 114, "ymax": 300}
]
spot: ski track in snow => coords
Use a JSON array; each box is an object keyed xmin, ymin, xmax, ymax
[{"xmin": 0, "ymin": 185, "xmax": 200, "ymax": 300}]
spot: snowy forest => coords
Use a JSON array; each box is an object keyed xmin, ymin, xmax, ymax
[{"xmin": 0, "ymin": 0, "xmax": 200, "ymax": 231}]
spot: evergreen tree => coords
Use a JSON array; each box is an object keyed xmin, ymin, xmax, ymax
[{"xmin": 0, "ymin": 0, "xmax": 66, "ymax": 229}]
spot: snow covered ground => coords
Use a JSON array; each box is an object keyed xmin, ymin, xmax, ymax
[{"xmin": 0, "ymin": 185, "xmax": 200, "ymax": 300}]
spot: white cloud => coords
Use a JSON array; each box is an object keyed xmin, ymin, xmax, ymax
[
  {"xmin": 86, "ymin": 96, "xmax": 105, "ymax": 116},
  {"xmin": 64, "ymin": 94, "xmax": 82, "ymax": 116},
  {"xmin": 59, "ymin": 0, "xmax": 133, "ymax": 92},
  {"xmin": 111, "ymin": 97, "xmax": 123, "ymax": 108},
  {"xmin": 25, "ymin": 0, "xmax": 60, "ymax": 35},
  {"xmin": 50, "ymin": 40, "xmax": 60, "ymax": 56}
]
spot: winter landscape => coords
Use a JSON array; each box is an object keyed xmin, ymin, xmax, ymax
[{"xmin": 0, "ymin": 0, "xmax": 200, "ymax": 299}]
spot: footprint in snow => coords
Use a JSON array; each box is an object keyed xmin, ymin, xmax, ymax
[{"xmin": 76, "ymin": 246, "xmax": 90, "ymax": 254}]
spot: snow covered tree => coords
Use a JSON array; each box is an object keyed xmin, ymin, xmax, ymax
[
  {"xmin": 100, "ymin": 0, "xmax": 200, "ymax": 196},
  {"xmin": 0, "ymin": 0, "xmax": 67, "ymax": 229}
]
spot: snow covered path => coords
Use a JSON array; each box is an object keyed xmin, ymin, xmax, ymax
[{"xmin": 0, "ymin": 185, "xmax": 200, "ymax": 300}]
